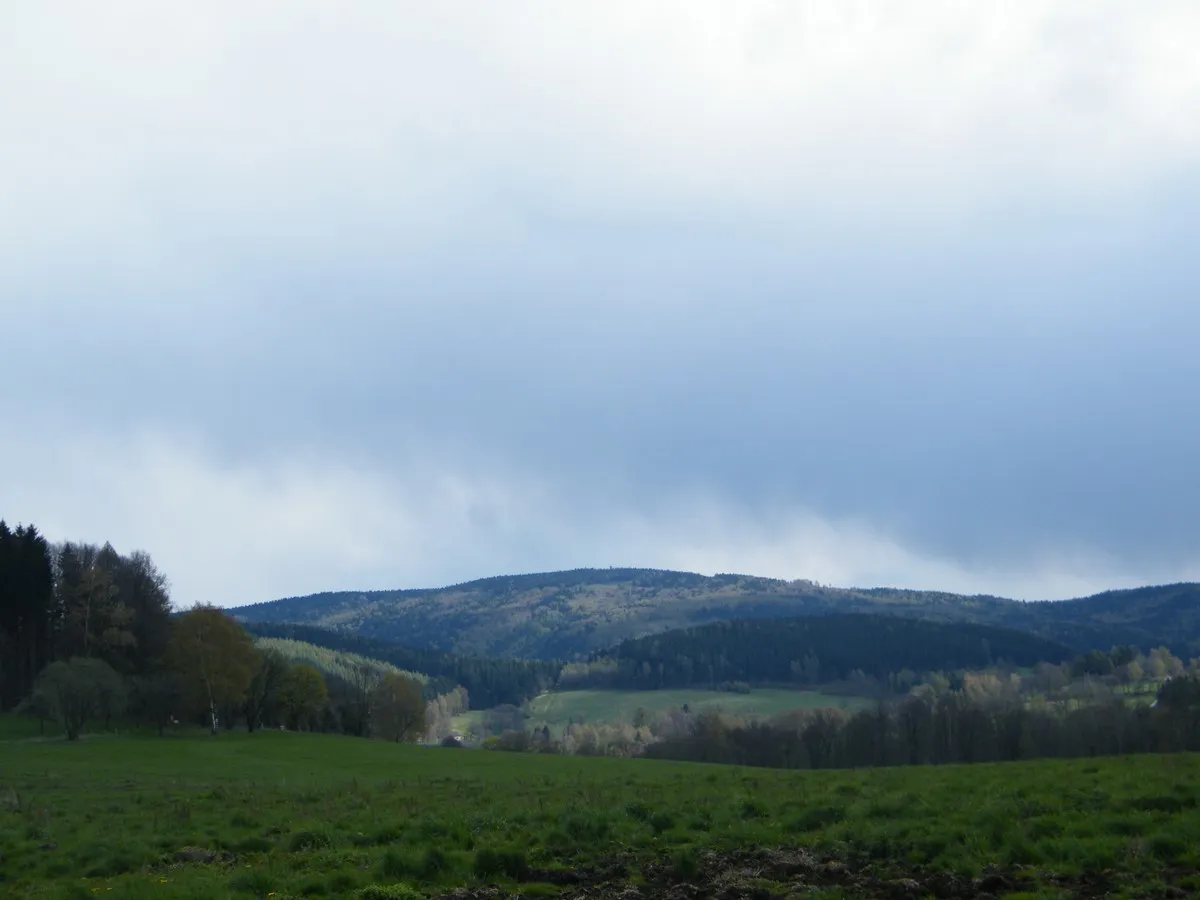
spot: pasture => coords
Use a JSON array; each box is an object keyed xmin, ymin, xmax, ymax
[
  {"xmin": 525, "ymin": 688, "xmax": 871, "ymax": 731},
  {"xmin": 1, "ymin": 727, "xmax": 1199, "ymax": 898}
]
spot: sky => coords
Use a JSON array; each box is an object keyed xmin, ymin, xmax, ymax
[{"xmin": 3, "ymin": 2, "xmax": 1199, "ymax": 608}]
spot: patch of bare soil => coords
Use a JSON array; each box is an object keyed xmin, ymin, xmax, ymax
[{"xmin": 437, "ymin": 846, "xmax": 1147, "ymax": 900}]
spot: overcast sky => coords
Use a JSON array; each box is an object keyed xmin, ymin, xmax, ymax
[{"xmin": 3, "ymin": 2, "xmax": 1199, "ymax": 608}]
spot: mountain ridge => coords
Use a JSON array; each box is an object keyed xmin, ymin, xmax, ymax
[{"xmin": 230, "ymin": 568, "xmax": 1200, "ymax": 660}]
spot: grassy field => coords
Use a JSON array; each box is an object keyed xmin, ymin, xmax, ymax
[
  {"xmin": 3, "ymin": 728, "xmax": 1200, "ymax": 899},
  {"xmin": 450, "ymin": 688, "xmax": 871, "ymax": 741},
  {"xmin": 526, "ymin": 688, "xmax": 871, "ymax": 731}
]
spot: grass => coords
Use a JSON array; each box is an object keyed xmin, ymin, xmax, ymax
[
  {"xmin": 1, "ymin": 728, "xmax": 1199, "ymax": 898},
  {"xmin": 0, "ymin": 716, "xmax": 52, "ymax": 742},
  {"xmin": 524, "ymin": 688, "xmax": 871, "ymax": 732}
]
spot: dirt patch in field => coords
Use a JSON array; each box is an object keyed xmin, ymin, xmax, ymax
[{"xmin": 438, "ymin": 846, "xmax": 1144, "ymax": 899}]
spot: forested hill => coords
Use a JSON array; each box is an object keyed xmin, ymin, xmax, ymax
[
  {"xmin": 560, "ymin": 615, "xmax": 1074, "ymax": 691},
  {"xmin": 231, "ymin": 568, "xmax": 1200, "ymax": 660}
]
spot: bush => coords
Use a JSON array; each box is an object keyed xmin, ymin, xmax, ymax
[{"xmin": 32, "ymin": 658, "xmax": 127, "ymax": 741}]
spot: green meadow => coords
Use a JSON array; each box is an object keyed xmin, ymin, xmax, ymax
[
  {"xmin": 524, "ymin": 688, "xmax": 871, "ymax": 732},
  {"xmin": 2, "ymin": 729, "xmax": 1200, "ymax": 899}
]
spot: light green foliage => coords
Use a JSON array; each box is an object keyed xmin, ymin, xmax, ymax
[
  {"xmin": 1, "ymin": 728, "xmax": 1199, "ymax": 898},
  {"xmin": 167, "ymin": 606, "xmax": 259, "ymax": 732},
  {"xmin": 254, "ymin": 637, "xmax": 427, "ymax": 685}
]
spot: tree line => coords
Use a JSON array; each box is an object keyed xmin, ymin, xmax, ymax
[
  {"xmin": 480, "ymin": 668, "xmax": 1200, "ymax": 769},
  {"xmin": 1, "ymin": 523, "xmax": 172, "ymax": 709},
  {"xmin": 28, "ymin": 605, "xmax": 434, "ymax": 742},
  {"xmin": 0, "ymin": 520, "xmax": 434, "ymax": 742},
  {"xmin": 644, "ymin": 672, "xmax": 1200, "ymax": 770}
]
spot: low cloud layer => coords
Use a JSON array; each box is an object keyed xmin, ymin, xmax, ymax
[{"xmin": 2, "ymin": 3, "xmax": 1198, "ymax": 606}]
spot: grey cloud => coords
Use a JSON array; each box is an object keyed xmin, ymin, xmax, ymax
[{"xmin": 3, "ymin": 4, "xmax": 1199, "ymax": 605}]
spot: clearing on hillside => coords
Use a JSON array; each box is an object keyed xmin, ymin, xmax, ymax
[{"xmin": 525, "ymin": 687, "xmax": 871, "ymax": 732}]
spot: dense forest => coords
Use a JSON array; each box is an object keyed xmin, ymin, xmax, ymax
[
  {"xmin": 560, "ymin": 615, "xmax": 1073, "ymax": 691},
  {"xmin": 233, "ymin": 567, "xmax": 1200, "ymax": 660}
]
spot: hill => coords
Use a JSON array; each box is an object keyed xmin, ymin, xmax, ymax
[{"xmin": 231, "ymin": 568, "xmax": 1200, "ymax": 660}]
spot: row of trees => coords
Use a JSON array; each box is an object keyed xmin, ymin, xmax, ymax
[
  {"xmin": 1, "ymin": 523, "xmax": 172, "ymax": 710},
  {"xmin": 480, "ymin": 672, "xmax": 1200, "ymax": 767},
  {"xmin": 646, "ymin": 673, "xmax": 1200, "ymax": 769},
  {"xmin": 2, "ymin": 519, "xmax": 437, "ymax": 742},
  {"xmin": 29, "ymin": 605, "xmax": 433, "ymax": 742}
]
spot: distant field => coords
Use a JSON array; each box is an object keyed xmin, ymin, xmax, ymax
[
  {"xmin": 450, "ymin": 689, "xmax": 871, "ymax": 740},
  {"xmin": 2, "ymin": 726, "xmax": 1199, "ymax": 898},
  {"xmin": 526, "ymin": 687, "xmax": 871, "ymax": 732}
]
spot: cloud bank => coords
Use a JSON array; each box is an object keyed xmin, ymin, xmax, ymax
[{"xmin": 2, "ymin": 2, "xmax": 1198, "ymax": 605}]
